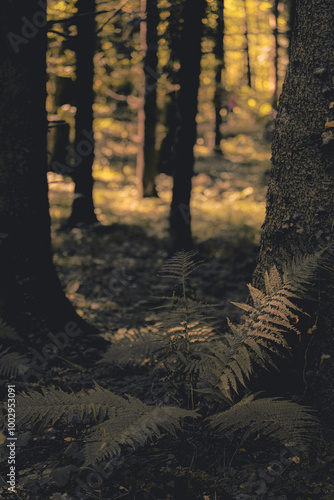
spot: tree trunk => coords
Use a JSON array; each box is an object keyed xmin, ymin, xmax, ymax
[
  {"xmin": 0, "ymin": 1, "xmax": 96, "ymax": 335},
  {"xmin": 68, "ymin": 0, "xmax": 98, "ymax": 226},
  {"xmin": 253, "ymin": 0, "xmax": 334, "ymax": 420},
  {"xmin": 169, "ymin": 0, "xmax": 206, "ymax": 253},
  {"xmin": 158, "ymin": 1, "xmax": 182, "ymax": 176},
  {"xmin": 48, "ymin": 27, "xmax": 74, "ymax": 170},
  {"xmin": 214, "ymin": 0, "xmax": 225, "ymax": 154},
  {"xmin": 136, "ymin": 0, "xmax": 159, "ymax": 198}
]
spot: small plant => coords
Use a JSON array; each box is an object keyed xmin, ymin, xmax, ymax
[{"xmin": 0, "ymin": 250, "xmax": 324, "ymax": 498}]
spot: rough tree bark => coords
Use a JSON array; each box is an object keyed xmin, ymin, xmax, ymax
[
  {"xmin": 68, "ymin": 0, "xmax": 98, "ymax": 226},
  {"xmin": 169, "ymin": 0, "xmax": 206, "ymax": 253},
  {"xmin": 253, "ymin": 0, "xmax": 334, "ymax": 419},
  {"xmin": 136, "ymin": 0, "xmax": 159, "ymax": 198},
  {"xmin": 0, "ymin": 0, "xmax": 97, "ymax": 335}
]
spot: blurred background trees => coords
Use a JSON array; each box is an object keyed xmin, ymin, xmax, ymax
[{"xmin": 47, "ymin": 0, "xmax": 293, "ymax": 248}]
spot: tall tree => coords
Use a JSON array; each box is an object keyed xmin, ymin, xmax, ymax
[
  {"xmin": 213, "ymin": 0, "xmax": 225, "ymax": 154},
  {"xmin": 68, "ymin": 0, "xmax": 98, "ymax": 226},
  {"xmin": 169, "ymin": 0, "xmax": 206, "ymax": 252},
  {"xmin": 157, "ymin": 0, "xmax": 183, "ymax": 176},
  {"xmin": 47, "ymin": 25, "xmax": 72, "ymax": 169},
  {"xmin": 0, "ymin": 0, "xmax": 95, "ymax": 335},
  {"xmin": 136, "ymin": 0, "xmax": 159, "ymax": 198},
  {"xmin": 253, "ymin": 0, "xmax": 334, "ymax": 416}
]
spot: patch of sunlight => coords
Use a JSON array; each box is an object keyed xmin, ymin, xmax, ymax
[
  {"xmin": 192, "ymin": 191, "xmax": 266, "ymax": 244},
  {"xmin": 259, "ymin": 103, "xmax": 272, "ymax": 116},
  {"xmin": 93, "ymin": 167, "xmax": 124, "ymax": 183},
  {"xmin": 224, "ymin": 134, "xmax": 271, "ymax": 163},
  {"xmin": 93, "ymin": 180, "xmax": 170, "ymax": 237},
  {"xmin": 47, "ymin": 172, "xmax": 73, "ymax": 192},
  {"xmin": 247, "ymin": 98, "xmax": 257, "ymax": 108},
  {"xmin": 194, "ymin": 144, "xmax": 211, "ymax": 156}
]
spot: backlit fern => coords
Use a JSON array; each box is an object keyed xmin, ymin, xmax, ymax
[{"xmin": 9, "ymin": 250, "xmax": 325, "ymax": 478}]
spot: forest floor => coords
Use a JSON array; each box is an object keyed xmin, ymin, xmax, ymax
[{"xmin": 2, "ymin": 126, "xmax": 334, "ymax": 499}]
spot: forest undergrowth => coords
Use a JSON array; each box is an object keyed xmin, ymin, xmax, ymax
[{"xmin": 1, "ymin": 133, "xmax": 334, "ymax": 499}]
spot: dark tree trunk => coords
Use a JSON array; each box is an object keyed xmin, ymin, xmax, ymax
[
  {"xmin": 253, "ymin": 0, "xmax": 334, "ymax": 421},
  {"xmin": 158, "ymin": 1, "xmax": 182, "ymax": 176},
  {"xmin": 136, "ymin": 0, "xmax": 159, "ymax": 198},
  {"xmin": 48, "ymin": 27, "xmax": 73, "ymax": 170},
  {"xmin": 169, "ymin": 0, "xmax": 206, "ymax": 253},
  {"xmin": 0, "ymin": 0, "xmax": 96, "ymax": 335},
  {"xmin": 243, "ymin": 0, "xmax": 252, "ymax": 88},
  {"xmin": 158, "ymin": 91, "xmax": 179, "ymax": 175},
  {"xmin": 68, "ymin": 0, "xmax": 98, "ymax": 226},
  {"xmin": 214, "ymin": 0, "xmax": 225, "ymax": 154}
]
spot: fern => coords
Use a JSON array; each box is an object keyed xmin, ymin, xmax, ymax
[
  {"xmin": 0, "ymin": 349, "xmax": 30, "ymax": 378},
  {"xmin": 16, "ymin": 384, "xmax": 195, "ymax": 465},
  {"xmin": 84, "ymin": 401, "xmax": 195, "ymax": 465},
  {"xmin": 205, "ymin": 254, "xmax": 323, "ymax": 401},
  {"xmin": 0, "ymin": 318, "xmax": 22, "ymax": 341},
  {"xmin": 16, "ymin": 383, "xmax": 133, "ymax": 428},
  {"xmin": 208, "ymin": 394, "xmax": 319, "ymax": 450},
  {"xmin": 0, "ymin": 319, "xmax": 29, "ymax": 378},
  {"xmin": 99, "ymin": 327, "xmax": 163, "ymax": 367},
  {"xmin": 158, "ymin": 250, "xmax": 203, "ymax": 282}
]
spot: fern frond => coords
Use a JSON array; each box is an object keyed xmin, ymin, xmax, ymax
[
  {"xmin": 0, "ymin": 319, "xmax": 22, "ymax": 341},
  {"xmin": 0, "ymin": 350, "xmax": 30, "ymax": 378},
  {"xmin": 99, "ymin": 327, "xmax": 163, "ymax": 367},
  {"xmin": 158, "ymin": 250, "xmax": 203, "ymax": 282},
  {"xmin": 208, "ymin": 395, "xmax": 318, "ymax": 449},
  {"xmin": 84, "ymin": 401, "xmax": 195, "ymax": 465},
  {"xmin": 16, "ymin": 384, "xmax": 133, "ymax": 428},
  {"xmin": 214, "ymin": 255, "xmax": 323, "ymax": 400}
]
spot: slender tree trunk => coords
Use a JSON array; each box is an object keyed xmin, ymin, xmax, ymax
[
  {"xmin": 253, "ymin": 0, "xmax": 334, "ymax": 419},
  {"xmin": 243, "ymin": 0, "xmax": 252, "ymax": 88},
  {"xmin": 48, "ymin": 27, "xmax": 73, "ymax": 170},
  {"xmin": 68, "ymin": 0, "xmax": 98, "ymax": 226},
  {"xmin": 0, "ymin": 0, "xmax": 96, "ymax": 335},
  {"xmin": 158, "ymin": 2, "xmax": 182, "ymax": 176},
  {"xmin": 158, "ymin": 91, "xmax": 179, "ymax": 175},
  {"xmin": 136, "ymin": 0, "xmax": 159, "ymax": 197},
  {"xmin": 214, "ymin": 0, "xmax": 225, "ymax": 154},
  {"xmin": 169, "ymin": 0, "xmax": 206, "ymax": 253}
]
